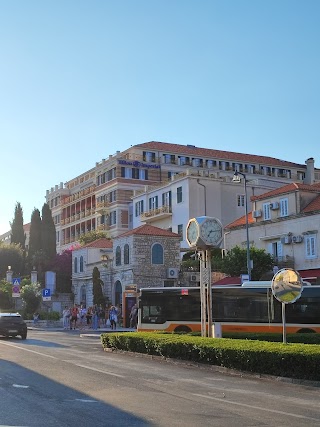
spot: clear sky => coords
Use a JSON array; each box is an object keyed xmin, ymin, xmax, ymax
[{"xmin": 0, "ymin": 0, "xmax": 319, "ymax": 235}]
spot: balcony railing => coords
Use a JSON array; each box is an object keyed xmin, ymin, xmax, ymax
[{"xmin": 141, "ymin": 205, "xmax": 172, "ymax": 222}]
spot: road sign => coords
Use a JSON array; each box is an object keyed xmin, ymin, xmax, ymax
[
  {"xmin": 42, "ymin": 288, "xmax": 51, "ymax": 301},
  {"xmin": 12, "ymin": 278, "xmax": 21, "ymax": 298}
]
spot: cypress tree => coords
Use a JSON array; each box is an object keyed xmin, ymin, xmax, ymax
[
  {"xmin": 10, "ymin": 202, "xmax": 26, "ymax": 250},
  {"xmin": 92, "ymin": 267, "xmax": 105, "ymax": 306},
  {"xmin": 28, "ymin": 208, "xmax": 42, "ymax": 267},
  {"xmin": 41, "ymin": 203, "xmax": 56, "ymax": 261}
]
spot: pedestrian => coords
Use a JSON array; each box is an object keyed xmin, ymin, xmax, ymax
[
  {"xmin": 92, "ymin": 305, "xmax": 98, "ymax": 330},
  {"xmin": 62, "ymin": 306, "xmax": 70, "ymax": 330},
  {"xmin": 79, "ymin": 304, "xmax": 87, "ymax": 330},
  {"xmin": 129, "ymin": 303, "xmax": 138, "ymax": 329},
  {"xmin": 109, "ymin": 305, "xmax": 118, "ymax": 330},
  {"xmin": 70, "ymin": 305, "xmax": 79, "ymax": 330},
  {"xmin": 98, "ymin": 304, "xmax": 105, "ymax": 328},
  {"xmin": 33, "ymin": 312, "xmax": 40, "ymax": 326}
]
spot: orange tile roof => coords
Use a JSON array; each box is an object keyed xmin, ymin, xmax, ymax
[
  {"xmin": 135, "ymin": 141, "xmax": 306, "ymax": 168},
  {"xmin": 117, "ymin": 224, "xmax": 180, "ymax": 238},
  {"xmin": 303, "ymin": 195, "xmax": 320, "ymax": 213},
  {"xmin": 82, "ymin": 238, "xmax": 113, "ymax": 249},
  {"xmin": 225, "ymin": 212, "xmax": 254, "ymax": 229},
  {"xmin": 23, "ymin": 223, "xmax": 31, "ymax": 232},
  {"xmin": 251, "ymin": 183, "xmax": 320, "ymax": 201}
]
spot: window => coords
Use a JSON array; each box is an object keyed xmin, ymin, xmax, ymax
[
  {"xmin": 177, "ymin": 186, "xmax": 182, "ymax": 203},
  {"xmin": 140, "ymin": 169, "xmax": 148, "ymax": 180},
  {"xmin": 121, "ymin": 167, "xmax": 132, "ymax": 178},
  {"xmin": 237, "ymin": 194, "xmax": 245, "ymax": 207},
  {"xmin": 305, "ymin": 235, "xmax": 317, "ymax": 259},
  {"xmin": 116, "ymin": 246, "xmax": 121, "ymax": 265},
  {"xmin": 80, "ymin": 256, "xmax": 84, "ymax": 272},
  {"xmin": 178, "ymin": 224, "xmax": 183, "ymax": 239},
  {"xmin": 110, "ymin": 211, "xmax": 117, "ymax": 225},
  {"xmin": 124, "ymin": 244, "xmax": 130, "ymax": 264},
  {"xmin": 143, "ymin": 151, "xmax": 155, "ymax": 162},
  {"xmin": 263, "ymin": 203, "xmax": 271, "ymax": 220},
  {"xmin": 280, "ymin": 198, "xmax": 289, "ymax": 217},
  {"xmin": 162, "ymin": 191, "xmax": 172, "ymax": 207},
  {"xmin": 132, "ymin": 168, "xmax": 140, "ymax": 179},
  {"xmin": 163, "ymin": 154, "xmax": 175, "ymax": 164},
  {"xmin": 109, "ymin": 190, "xmax": 116, "ymax": 202},
  {"xmin": 135, "ymin": 200, "xmax": 144, "ymax": 217},
  {"xmin": 152, "ymin": 243, "xmax": 164, "ymax": 264},
  {"xmin": 74, "ymin": 257, "xmax": 78, "ymax": 273},
  {"xmin": 178, "ymin": 156, "xmax": 190, "ymax": 166},
  {"xmin": 149, "ymin": 196, "xmax": 158, "ymax": 210}
]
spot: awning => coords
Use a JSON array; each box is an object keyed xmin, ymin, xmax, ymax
[{"xmin": 298, "ymin": 269, "xmax": 320, "ymax": 282}]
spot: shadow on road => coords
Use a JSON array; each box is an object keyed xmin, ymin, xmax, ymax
[
  {"xmin": 0, "ymin": 336, "xmax": 67, "ymax": 348},
  {"xmin": 0, "ymin": 359, "xmax": 153, "ymax": 427}
]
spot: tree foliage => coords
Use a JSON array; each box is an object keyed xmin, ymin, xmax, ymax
[
  {"xmin": 28, "ymin": 208, "xmax": 42, "ymax": 268},
  {"xmin": 0, "ymin": 244, "xmax": 24, "ymax": 279},
  {"xmin": 0, "ymin": 279, "xmax": 14, "ymax": 310},
  {"xmin": 79, "ymin": 230, "xmax": 108, "ymax": 245},
  {"xmin": 41, "ymin": 203, "xmax": 56, "ymax": 260},
  {"xmin": 20, "ymin": 281, "xmax": 42, "ymax": 315},
  {"xmin": 212, "ymin": 246, "xmax": 274, "ymax": 280},
  {"xmin": 10, "ymin": 202, "xmax": 26, "ymax": 250},
  {"xmin": 92, "ymin": 266, "xmax": 105, "ymax": 306},
  {"xmin": 48, "ymin": 249, "xmax": 72, "ymax": 292}
]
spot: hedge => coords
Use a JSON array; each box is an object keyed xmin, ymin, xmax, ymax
[{"xmin": 101, "ymin": 332, "xmax": 320, "ymax": 382}]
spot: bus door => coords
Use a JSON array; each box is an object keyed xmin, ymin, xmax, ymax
[{"xmin": 123, "ymin": 290, "xmax": 137, "ymax": 328}]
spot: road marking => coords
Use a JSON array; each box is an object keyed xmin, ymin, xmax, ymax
[
  {"xmin": 13, "ymin": 384, "xmax": 29, "ymax": 388},
  {"xmin": 0, "ymin": 341, "xmax": 57, "ymax": 359},
  {"xmin": 75, "ymin": 364, "xmax": 124, "ymax": 378},
  {"xmin": 75, "ymin": 399, "xmax": 98, "ymax": 403},
  {"xmin": 192, "ymin": 393, "xmax": 320, "ymax": 422}
]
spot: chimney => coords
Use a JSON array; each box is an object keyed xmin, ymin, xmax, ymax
[{"xmin": 304, "ymin": 157, "xmax": 315, "ymax": 185}]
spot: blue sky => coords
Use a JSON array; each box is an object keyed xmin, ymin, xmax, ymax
[{"xmin": 0, "ymin": 0, "xmax": 319, "ymax": 234}]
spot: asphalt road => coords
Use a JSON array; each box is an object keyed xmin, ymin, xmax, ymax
[{"xmin": 0, "ymin": 330, "xmax": 320, "ymax": 427}]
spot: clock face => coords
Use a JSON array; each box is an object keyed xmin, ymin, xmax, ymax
[
  {"xmin": 186, "ymin": 220, "xmax": 199, "ymax": 246},
  {"xmin": 200, "ymin": 218, "xmax": 222, "ymax": 246}
]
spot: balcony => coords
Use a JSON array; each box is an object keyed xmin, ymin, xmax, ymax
[
  {"xmin": 96, "ymin": 201, "xmax": 110, "ymax": 214},
  {"xmin": 141, "ymin": 205, "xmax": 172, "ymax": 222}
]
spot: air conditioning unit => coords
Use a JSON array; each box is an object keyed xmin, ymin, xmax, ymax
[
  {"xmin": 280, "ymin": 236, "xmax": 292, "ymax": 244},
  {"xmin": 190, "ymin": 273, "xmax": 200, "ymax": 282},
  {"xmin": 253, "ymin": 210, "xmax": 262, "ymax": 218},
  {"xmin": 167, "ymin": 268, "xmax": 179, "ymax": 279},
  {"xmin": 270, "ymin": 202, "xmax": 279, "ymax": 210},
  {"xmin": 292, "ymin": 235, "xmax": 303, "ymax": 244}
]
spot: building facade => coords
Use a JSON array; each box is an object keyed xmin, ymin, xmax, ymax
[{"xmin": 45, "ymin": 142, "xmax": 319, "ymax": 253}]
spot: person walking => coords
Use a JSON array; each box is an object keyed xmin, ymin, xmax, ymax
[
  {"xmin": 129, "ymin": 303, "xmax": 138, "ymax": 329},
  {"xmin": 70, "ymin": 305, "xmax": 79, "ymax": 330},
  {"xmin": 109, "ymin": 305, "xmax": 118, "ymax": 330},
  {"xmin": 62, "ymin": 306, "xmax": 70, "ymax": 330}
]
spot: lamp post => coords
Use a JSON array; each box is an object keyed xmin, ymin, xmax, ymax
[{"xmin": 232, "ymin": 171, "xmax": 251, "ymax": 281}]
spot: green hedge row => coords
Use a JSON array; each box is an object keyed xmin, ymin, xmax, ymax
[{"xmin": 101, "ymin": 332, "xmax": 320, "ymax": 382}]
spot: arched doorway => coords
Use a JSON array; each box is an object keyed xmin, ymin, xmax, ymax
[{"xmin": 114, "ymin": 281, "xmax": 122, "ymax": 307}]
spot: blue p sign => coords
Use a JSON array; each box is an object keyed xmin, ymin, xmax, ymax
[{"xmin": 42, "ymin": 289, "xmax": 51, "ymax": 297}]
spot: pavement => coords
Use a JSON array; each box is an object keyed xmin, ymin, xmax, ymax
[{"xmin": 27, "ymin": 325, "xmax": 136, "ymax": 338}]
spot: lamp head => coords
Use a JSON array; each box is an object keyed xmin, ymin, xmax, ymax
[{"xmin": 232, "ymin": 172, "xmax": 241, "ymax": 183}]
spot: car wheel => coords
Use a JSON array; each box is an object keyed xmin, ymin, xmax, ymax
[{"xmin": 21, "ymin": 333, "xmax": 27, "ymax": 340}]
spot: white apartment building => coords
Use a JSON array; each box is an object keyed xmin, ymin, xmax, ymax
[
  {"xmin": 225, "ymin": 173, "xmax": 320, "ymax": 281},
  {"xmin": 44, "ymin": 142, "xmax": 319, "ymax": 253}
]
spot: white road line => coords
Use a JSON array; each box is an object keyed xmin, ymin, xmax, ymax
[
  {"xmin": 192, "ymin": 393, "xmax": 320, "ymax": 422},
  {"xmin": 0, "ymin": 341, "xmax": 57, "ymax": 359},
  {"xmin": 12, "ymin": 384, "xmax": 29, "ymax": 388},
  {"xmin": 75, "ymin": 364, "xmax": 124, "ymax": 378}
]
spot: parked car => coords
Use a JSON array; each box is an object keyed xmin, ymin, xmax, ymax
[{"xmin": 0, "ymin": 313, "xmax": 27, "ymax": 339}]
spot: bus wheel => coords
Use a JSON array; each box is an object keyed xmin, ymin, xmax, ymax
[
  {"xmin": 297, "ymin": 328, "xmax": 316, "ymax": 333},
  {"xmin": 174, "ymin": 325, "xmax": 191, "ymax": 334}
]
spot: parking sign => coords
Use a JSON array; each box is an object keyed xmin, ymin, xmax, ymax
[{"xmin": 42, "ymin": 288, "xmax": 51, "ymax": 301}]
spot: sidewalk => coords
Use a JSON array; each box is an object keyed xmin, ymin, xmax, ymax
[{"xmin": 27, "ymin": 324, "xmax": 136, "ymax": 336}]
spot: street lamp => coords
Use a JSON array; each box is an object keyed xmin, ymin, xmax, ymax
[{"xmin": 232, "ymin": 171, "xmax": 251, "ymax": 280}]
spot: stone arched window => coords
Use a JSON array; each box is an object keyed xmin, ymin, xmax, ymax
[
  {"xmin": 74, "ymin": 257, "xmax": 78, "ymax": 273},
  {"xmin": 80, "ymin": 256, "xmax": 84, "ymax": 272},
  {"xmin": 116, "ymin": 246, "xmax": 121, "ymax": 266},
  {"xmin": 114, "ymin": 281, "xmax": 122, "ymax": 306},
  {"xmin": 151, "ymin": 243, "xmax": 164, "ymax": 265},
  {"xmin": 124, "ymin": 244, "xmax": 130, "ymax": 265}
]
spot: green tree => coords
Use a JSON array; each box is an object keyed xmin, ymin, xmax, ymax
[
  {"xmin": 79, "ymin": 230, "xmax": 108, "ymax": 245},
  {"xmin": 20, "ymin": 282, "xmax": 42, "ymax": 315},
  {"xmin": 212, "ymin": 246, "xmax": 274, "ymax": 280},
  {"xmin": 10, "ymin": 202, "xmax": 26, "ymax": 250},
  {"xmin": 0, "ymin": 279, "xmax": 14, "ymax": 310},
  {"xmin": 28, "ymin": 208, "xmax": 42, "ymax": 269},
  {"xmin": 0, "ymin": 243, "xmax": 24, "ymax": 279},
  {"xmin": 92, "ymin": 266, "xmax": 105, "ymax": 306},
  {"xmin": 41, "ymin": 203, "xmax": 56, "ymax": 261},
  {"xmin": 48, "ymin": 249, "xmax": 72, "ymax": 293}
]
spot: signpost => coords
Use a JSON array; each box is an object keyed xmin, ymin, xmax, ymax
[
  {"xmin": 42, "ymin": 288, "xmax": 51, "ymax": 301},
  {"xmin": 271, "ymin": 268, "xmax": 303, "ymax": 344},
  {"xmin": 12, "ymin": 278, "xmax": 21, "ymax": 298}
]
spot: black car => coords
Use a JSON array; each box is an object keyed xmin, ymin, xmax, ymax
[{"xmin": 0, "ymin": 313, "xmax": 27, "ymax": 339}]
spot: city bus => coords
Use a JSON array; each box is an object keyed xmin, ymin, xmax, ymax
[{"xmin": 137, "ymin": 284, "xmax": 320, "ymax": 334}]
